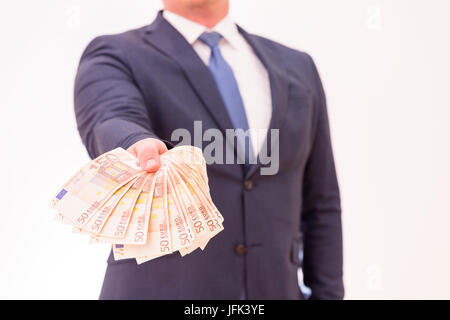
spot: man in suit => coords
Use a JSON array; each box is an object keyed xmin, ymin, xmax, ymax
[{"xmin": 74, "ymin": 0, "xmax": 343, "ymax": 299}]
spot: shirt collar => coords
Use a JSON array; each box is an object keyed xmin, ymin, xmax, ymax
[
  {"xmin": 162, "ymin": 10, "xmax": 240, "ymax": 48},
  {"xmin": 213, "ymin": 14, "xmax": 240, "ymax": 48}
]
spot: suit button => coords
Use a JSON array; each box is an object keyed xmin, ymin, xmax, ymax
[
  {"xmin": 244, "ymin": 180, "xmax": 253, "ymax": 191},
  {"xmin": 235, "ymin": 244, "xmax": 247, "ymax": 256}
]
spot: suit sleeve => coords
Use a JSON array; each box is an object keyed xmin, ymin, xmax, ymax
[
  {"xmin": 300, "ymin": 55, "xmax": 344, "ymax": 299},
  {"xmin": 74, "ymin": 35, "xmax": 159, "ymax": 159}
]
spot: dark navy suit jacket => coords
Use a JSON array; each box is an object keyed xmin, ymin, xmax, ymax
[{"xmin": 74, "ymin": 11, "xmax": 344, "ymax": 300}]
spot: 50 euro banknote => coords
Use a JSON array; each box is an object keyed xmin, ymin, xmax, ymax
[
  {"xmin": 50, "ymin": 148, "xmax": 143, "ymax": 228},
  {"xmin": 51, "ymin": 145, "xmax": 224, "ymax": 264}
]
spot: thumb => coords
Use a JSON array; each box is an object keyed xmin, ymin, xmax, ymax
[
  {"xmin": 137, "ymin": 146, "xmax": 161, "ymax": 172},
  {"xmin": 128, "ymin": 138, "xmax": 168, "ymax": 172}
]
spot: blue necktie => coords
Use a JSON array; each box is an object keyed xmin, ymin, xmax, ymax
[
  {"xmin": 199, "ymin": 31, "xmax": 252, "ymax": 166},
  {"xmin": 199, "ymin": 31, "xmax": 249, "ymax": 300}
]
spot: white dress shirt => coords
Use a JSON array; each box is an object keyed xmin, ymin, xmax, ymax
[{"xmin": 163, "ymin": 10, "xmax": 272, "ymax": 156}]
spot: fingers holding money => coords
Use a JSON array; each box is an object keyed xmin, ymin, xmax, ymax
[
  {"xmin": 51, "ymin": 145, "xmax": 224, "ymax": 264},
  {"xmin": 127, "ymin": 138, "xmax": 168, "ymax": 172}
]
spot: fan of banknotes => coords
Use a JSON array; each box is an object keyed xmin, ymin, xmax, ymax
[{"xmin": 49, "ymin": 146, "xmax": 224, "ymax": 264}]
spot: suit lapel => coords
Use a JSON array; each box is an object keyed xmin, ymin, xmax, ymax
[
  {"xmin": 143, "ymin": 12, "xmax": 235, "ymax": 136},
  {"xmin": 237, "ymin": 26, "xmax": 290, "ymax": 179},
  {"xmin": 143, "ymin": 13, "xmax": 289, "ymax": 178}
]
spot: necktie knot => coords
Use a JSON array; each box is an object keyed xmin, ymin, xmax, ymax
[{"xmin": 198, "ymin": 31, "xmax": 222, "ymax": 49}]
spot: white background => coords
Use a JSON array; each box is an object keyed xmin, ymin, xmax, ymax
[{"xmin": 0, "ymin": 0, "xmax": 449, "ymax": 299}]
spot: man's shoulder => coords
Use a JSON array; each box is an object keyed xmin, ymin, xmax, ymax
[
  {"xmin": 246, "ymin": 33, "xmax": 314, "ymax": 65},
  {"xmin": 82, "ymin": 26, "xmax": 148, "ymax": 57},
  {"xmin": 244, "ymin": 32, "xmax": 321, "ymax": 85}
]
